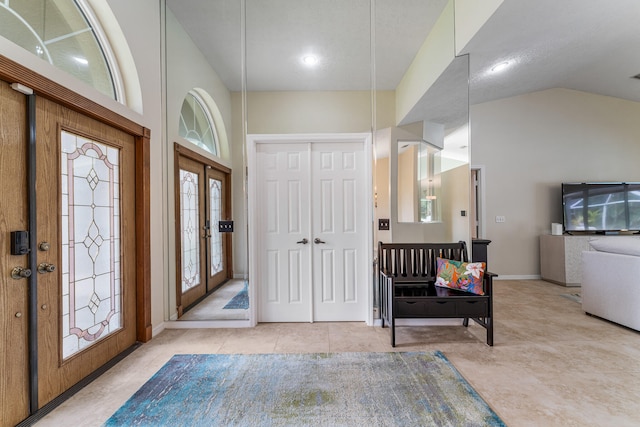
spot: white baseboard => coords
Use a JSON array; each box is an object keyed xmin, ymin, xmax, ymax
[
  {"xmin": 494, "ymin": 275, "xmax": 541, "ymax": 281},
  {"xmin": 152, "ymin": 322, "xmax": 166, "ymax": 337},
  {"xmin": 163, "ymin": 319, "xmax": 253, "ymax": 329}
]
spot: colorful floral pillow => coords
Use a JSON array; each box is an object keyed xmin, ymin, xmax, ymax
[{"xmin": 435, "ymin": 257, "xmax": 486, "ymax": 295}]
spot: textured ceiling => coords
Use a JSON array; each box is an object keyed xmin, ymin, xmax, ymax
[
  {"xmin": 167, "ymin": 0, "xmax": 447, "ymax": 92},
  {"xmin": 463, "ymin": 0, "xmax": 640, "ymax": 106},
  {"xmin": 167, "ymin": 0, "xmax": 640, "ymax": 115}
]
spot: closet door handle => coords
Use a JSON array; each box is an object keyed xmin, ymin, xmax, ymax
[
  {"xmin": 296, "ymin": 238, "xmax": 309, "ymax": 244},
  {"xmin": 314, "ymin": 238, "xmax": 326, "ymax": 244}
]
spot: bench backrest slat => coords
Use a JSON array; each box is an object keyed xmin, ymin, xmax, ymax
[{"xmin": 378, "ymin": 241, "xmax": 468, "ymax": 281}]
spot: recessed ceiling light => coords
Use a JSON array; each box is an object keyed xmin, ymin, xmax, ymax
[
  {"xmin": 74, "ymin": 56, "xmax": 89, "ymax": 65},
  {"xmin": 302, "ymin": 55, "xmax": 318, "ymax": 66},
  {"xmin": 491, "ymin": 61, "xmax": 510, "ymax": 72}
]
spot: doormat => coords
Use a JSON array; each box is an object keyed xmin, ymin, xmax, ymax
[
  {"xmin": 223, "ymin": 281, "xmax": 248, "ymax": 309},
  {"xmin": 104, "ymin": 352, "xmax": 505, "ymax": 427}
]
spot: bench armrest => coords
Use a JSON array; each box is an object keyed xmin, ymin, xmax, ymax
[{"xmin": 483, "ymin": 271, "xmax": 497, "ymax": 295}]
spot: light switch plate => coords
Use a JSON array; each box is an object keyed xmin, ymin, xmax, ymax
[
  {"xmin": 378, "ymin": 218, "xmax": 390, "ymax": 230},
  {"xmin": 219, "ymin": 220, "xmax": 234, "ymax": 232}
]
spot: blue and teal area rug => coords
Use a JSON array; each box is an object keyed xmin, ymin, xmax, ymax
[
  {"xmin": 105, "ymin": 352, "xmax": 505, "ymax": 426},
  {"xmin": 223, "ymin": 282, "xmax": 248, "ymax": 309}
]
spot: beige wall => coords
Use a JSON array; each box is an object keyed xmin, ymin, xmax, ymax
[
  {"xmin": 230, "ymin": 90, "xmax": 396, "ymax": 276},
  {"xmin": 374, "ymin": 156, "xmax": 391, "ymax": 245},
  {"xmin": 162, "ymin": 8, "xmax": 236, "ymax": 320},
  {"xmin": 395, "ymin": 0, "xmax": 454, "ymax": 124},
  {"xmin": 243, "ymin": 90, "xmax": 395, "ymax": 134},
  {"xmin": 109, "ymin": 0, "xmax": 165, "ymax": 329},
  {"xmin": 441, "ymin": 164, "xmax": 471, "ymax": 244},
  {"xmin": 472, "ymin": 88, "xmax": 640, "ymax": 277},
  {"xmin": 397, "ymin": 146, "xmax": 418, "ymax": 222},
  {"xmin": 454, "ymin": 0, "xmax": 504, "ymax": 54}
]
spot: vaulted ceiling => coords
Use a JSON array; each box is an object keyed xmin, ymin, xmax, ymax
[{"xmin": 167, "ymin": 0, "xmax": 640, "ymax": 111}]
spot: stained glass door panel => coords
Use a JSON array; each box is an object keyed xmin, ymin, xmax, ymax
[
  {"xmin": 206, "ymin": 167, "xmax": 229, "ymax": 290},
  {"xmin": 176, "ymin": 155, "xmax": 206, "ymax": 311},
  {"xmin": 209, "ymin": 178, "xmax": 223, "ymax": 275},
  {"xmin": 60, "ymin": 131, "xmax": 122, "ymax": 359},
  {"xmin": 181, "ymin": 170, "xmax": 201, "ymax": 291}
]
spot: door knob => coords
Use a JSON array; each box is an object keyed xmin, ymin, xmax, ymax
[
  {"xmin": 314, "ymin": 238, "xmax": 326, "ymax": 244},
  {"xmin": 11, "ymin": 267, "xmax": 31, "ymax": 280},
  {"xmin": 37, "ymin": 263, "xmax": 56, "ymax": 274},
  {"xmin": 296, "ymin": 238, "xmax": 309, "ymax": 244}
]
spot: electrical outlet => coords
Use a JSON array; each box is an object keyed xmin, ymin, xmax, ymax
[
  {"xmin": 495, "ymin": 215, "xmax": 506, "ymax": 223},
  {"xmin": 378, "ymin": 218, "xmax": 390, "ymax": 231}
]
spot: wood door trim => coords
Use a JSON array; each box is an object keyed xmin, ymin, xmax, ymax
[
  {"xmin": 0, "ymin": 55, "xmax": 151, "ymax": 343},
  {"xmin": 0, "ymin": 55, "xmax": 143, "ymax": 136},
  {"xmin": 175, "ymin": 142, "xmax": 231, "ymax": 174},
  {"xmin": 136, "ymin": 130, "xmax": 152, "ymax": 341}
]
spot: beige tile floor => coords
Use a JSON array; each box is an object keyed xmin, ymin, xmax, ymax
[{"xmin": 38, "ymin": 280, "xmax": 640, "ymax": 426}]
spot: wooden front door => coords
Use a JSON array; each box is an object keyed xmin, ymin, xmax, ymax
[
  {"xmin": 35, "ymin": 96, "xmax": 138, "ymax": 405},
  {"xmin": 0, "ymin": 80, "xmax": 138, "ymax": 425},
  {"xmin": 175, "ymin": 144, "xmax": 232, "ymax": 316},
  {"xmin": 0, "ymin": 79, "xmax": 31, "ymax": 427}
]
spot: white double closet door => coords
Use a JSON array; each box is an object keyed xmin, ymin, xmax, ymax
[{"xmin": 256, "ymin": 141, "xmax": 368, "ymax": 322}]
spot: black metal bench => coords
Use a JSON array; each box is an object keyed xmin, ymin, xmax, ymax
[{"xmin": 378, "ymin": 241, "xmax": 496, "ymax": 347}]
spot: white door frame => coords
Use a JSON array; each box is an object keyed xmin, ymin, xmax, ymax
[
  {"xmin": 471, "ymin": 165, "xmax": 487, "ymax": 239},
  {"xmin": 247, "ymin": 133, "xmax": 374, "ymax": 326}
]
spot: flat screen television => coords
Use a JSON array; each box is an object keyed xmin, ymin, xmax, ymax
[{"xmin": 562, "ymin": 182, "xmax": 640, "ymax": 233}]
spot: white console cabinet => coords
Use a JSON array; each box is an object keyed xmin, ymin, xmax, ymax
[{"xmin": 540, "ymin": 234, "xmax": 640, "ymax": 286}]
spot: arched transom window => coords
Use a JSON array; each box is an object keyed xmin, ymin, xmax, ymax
[
  {"xmin": 0, "ymin": 0, "xmax": 118, "ymax": 100},
  {"xmin": 179, "ymin": 91, "xmax": 219, "ymax": 156}
]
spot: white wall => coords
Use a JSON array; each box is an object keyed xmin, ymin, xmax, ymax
[{"xmin": 472, "ymin": 88, "xmax": 640, "ymax": 277}]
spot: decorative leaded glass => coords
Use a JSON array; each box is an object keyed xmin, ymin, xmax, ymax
[
  {"xmin": 179, "ymin": 92, "xmax": 219, "ymax": 155},
  {"xmin": 180, "ymin": 169, "xmax": 201, "ymax": 292},
  {"xmin": 61, "ymin": 130, "xmax": 121, "ymax": 360},
  {"xmin": 209, "ymin": 178, "xmax": 223, "ymax": 275},
  {"xmin": 0, "ymin": 0, "xmax": 117, "ymax": 100}
]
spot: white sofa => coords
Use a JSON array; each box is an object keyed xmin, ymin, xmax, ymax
[{"xmin": 581, "ymin": 237, "xmax": 640, "ymax": 332}]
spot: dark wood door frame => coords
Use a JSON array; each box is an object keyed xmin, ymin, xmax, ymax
[
  {"xmin": 174, "ymin": 142, "xmax": 232, "ymax": 316},
  {"xmin": 0, "ymin": 55, "xmax": 152, "ymax": 343}
]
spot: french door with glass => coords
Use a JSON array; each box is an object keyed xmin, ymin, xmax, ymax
[
  {"xmin": 175, "ymin": 144, "xmax": 231, "ymax": 316},
  {"xmin": 0, "ymin": 79, "xmax": 139, "ymax": 426}
]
